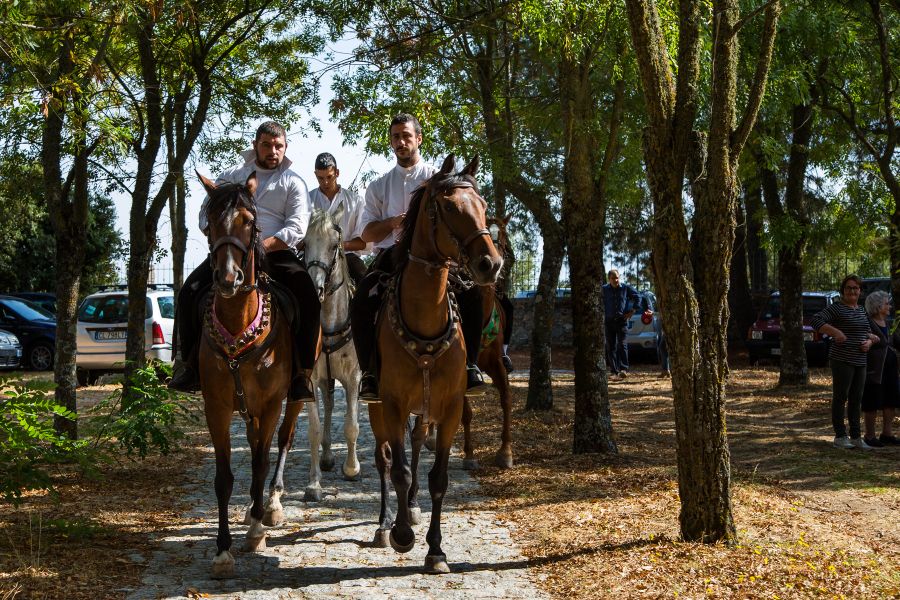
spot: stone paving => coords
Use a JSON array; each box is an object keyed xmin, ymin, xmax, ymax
[{"xmin": 127, "ymin": 387, "xmax": 548, "ymax": 600}]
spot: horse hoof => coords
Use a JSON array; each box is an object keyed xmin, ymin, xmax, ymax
[
  {"xmin": 342, "ymin": 466, "xmax": 361, "ymax": 481},
  {"xmin": 462, "ymin": 458, "xmax": 479, "ymax": 470},
  {"xmin": 243, "ymin": 534, "xmax": 266, "ymax": 552},
  {"xmin": 409, "ymin": 506, "xmax": 422, "ymax": 525},
  {"xmin": 494, "ymin": 453, "xmax": 514, "ymax": 470},
  {"xmin": 424, "ymin": 553, "xmax": 451, "ymax": 574},
  {"xmin": 389, "ymin": 525, "xmax": 415, "ymax": 553},
  {"xmin": 320, "ymin": 455, "xmax": 335, "ymax": 472},
  {"xmin": 262, "ymin": 508, "xmax": 284, "ymax": 527},
  {"xmin": 304, "ymin": 486, "xmax": 323, "ymax": 502},
  {"xmin": 210, "ymin": 550, "xmax": 235, "ymax": 579},
  {"xmin": 372, "ymin": 528, "xmax": 390, "ymax": 548}
]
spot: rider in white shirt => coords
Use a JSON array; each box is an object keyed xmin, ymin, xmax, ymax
[
  {"xmin": 350, "ymin": 113, "xmax": 489, "ymax": 400},
  {"xmin": 308, "ymin": 152, "xmax": 370, "ymax": 285}
]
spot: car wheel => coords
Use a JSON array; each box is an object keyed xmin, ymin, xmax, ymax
[{"xmin": 28, "ymin": 341, "xmax": 54, "ymax": 371}]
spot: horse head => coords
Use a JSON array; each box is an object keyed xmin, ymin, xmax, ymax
[
  {"xmin": 200, "ymin": 171, "xmax": 262, "ymax": 298},
  {"xmin": 304, "ymin": 202, "xmax": 345, "ymax": 303},
  {"xmin": 427, "ymin": 154, "xmax": 503, "ymax": 285}
]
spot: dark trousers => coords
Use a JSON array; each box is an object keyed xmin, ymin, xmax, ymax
[
  {"xmin": 498, "ymin": 293, "xmax": 514, "ymax": 345},
  {"xmin": 350, "ymin": 248, "xmax": 483, "ymax": 373},
  {"xmin": 830, "ymin": 359, "xmax": 866, "ymax": 438},
  {"xmin": 175, "ymin": 249, "xmax": 321, "ymax": 370},
  {"xmin": 605, "ymin": 319, "xmax": 629, "ymax": 374}
]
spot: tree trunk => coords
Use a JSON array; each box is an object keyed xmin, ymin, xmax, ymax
[
  {"xmin": 744, "ymin": 174, "xmax": 768, "ymax": 293},
  {"xmin": 170, "ymin": 174, "xmax": 187, "ymax": 293},
  {"xmin": 729, "ymin": 194, "xmax": 756, "ymax": 342},
  {"xmin": 525, "ymin": 229, "xmax": 564, "ymax": 411},
  {"xmin": 559, "ymin": 53, "xmax": 616, "ymax": 453}
]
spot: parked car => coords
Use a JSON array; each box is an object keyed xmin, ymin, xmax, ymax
[
  {"xmin": 514, "ymin": 288, "xmax": 572, "ymax": 299},
  {"xmin": 0, "ymin": 295, "xmax": 56, "ymax": 370},
  {"xmin": 75, "ymin": 285, "xmax": 175, "ymax": 385},
  {"xmin": 861, "ymin": 276, "xmax": 890, "ymax": 301},
  {"xmin": 746, "ymin": 291, "xmax": 840, "ymax": 366},
  {"xmin": 626, "ymin": 291, "xmax": 659, "ymax": 355},
  {"xmin": 11, "ymin": 292, "xmax": 56, "ymax": 315},
  {"xmin": 0, "ymin": 328, "xmax": 23, "ymax": 369}
]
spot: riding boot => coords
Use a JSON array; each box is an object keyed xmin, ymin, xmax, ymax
[
  {"xmin": 501, "ymin": 354, "xmax": 514, "ymax": 373},
  {"xmin": 168, "ymin": 350, "xmax": 200, "ymax": 392},
  {"xmin": 359, "ymin": 371, "xmax": 380, "ymax": 403},
  {"xmin": 465, "ymin": 363, "xmax": 490, "ymax": 397},
  {"xmin": 290, "ymin": 368, "xmax": 316, "ymax": 403}
]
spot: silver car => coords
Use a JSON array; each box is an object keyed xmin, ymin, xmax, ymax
[
  {"xmin": 626, "ymin": 291, "xmax": 659, "ymax": 354},
  {"xmin": 0, "ymin": 328, "xmax": 23, "ymax": 369},
  {"xmin": 75, "ymin": 285, "xmax": 175, "ymax": 385}
]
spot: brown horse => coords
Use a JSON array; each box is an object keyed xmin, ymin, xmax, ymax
[
  {"xmin": 368, "ymin": 155, "xmax": 502, "ymax": 574},
  {"xmin": 459, "ymin": 214, "xmax": 515, "ymax": 470},
  {"xmin": 197, "ymin": 172, "xmax": 304, "ymax": 579}
]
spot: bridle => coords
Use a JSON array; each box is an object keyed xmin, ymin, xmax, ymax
[
  {"xmin": 207, "ymin": 186, "xmax": 260, "ymax": 293},
  {"xmin": 304, "ymin": 223, "xmax": 346, "ymax": 297},
  {"xmin": 408, "ymin": 180, "xmax": 490, "ymax": 275}
]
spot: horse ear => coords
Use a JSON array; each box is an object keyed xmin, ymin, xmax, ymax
[
  {"xmin": 462, "ymin": 155, "xmax": 480, "ymax": 177},
  {"xmin": 439, "ymin": 154, "xmax": 455, "ymax": 175},
  {"xmin": 331, "ymin": 199, "xmax": 345, "ymax": 224},
  {"xmin": 502, "ymin": 213, "xmax": 511, "ymax": 226},
  {"xmin": 245, "ymin": 171, "xmax": 258, "ymax": 197},
  {"xmin": 197, "ymin": 171, "xmax": 217, "ymax": 194}
]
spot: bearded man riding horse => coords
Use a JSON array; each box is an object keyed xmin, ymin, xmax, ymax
[{"xmin": 169, "ymin": 121, "xmax": 320, "ymax": 400}]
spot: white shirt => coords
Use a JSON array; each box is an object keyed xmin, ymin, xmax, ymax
[
  {"xmin": 360, "ymin": 161, "xmax": 438, "ymax": 250},
  {"xmin": 199, "ymin": 149, "xmax": 311, "ymax": 249},
  {"xmin": 308, "ymin": 186, "xmax": 372, "ymax": 256}
]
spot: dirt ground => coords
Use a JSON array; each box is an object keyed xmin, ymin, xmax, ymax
[{"xmin": 2, "ymin": 354, "xmax": 899, "ymax": 598}]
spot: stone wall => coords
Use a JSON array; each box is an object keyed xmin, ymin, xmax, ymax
[{"xmin": 507, "ymin": 297, "xmax": 573, "ymax": 349}]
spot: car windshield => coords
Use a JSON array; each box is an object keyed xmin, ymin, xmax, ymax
[
  {"xmin": 762, "ymin": 296, "xmax": 829, "ymax": 319},
  {"xmin": 78, "ymin": 296, "xmax": 152, "ymax": 323},
  {"xmin": 1, "ymin": 298, "xmax": 54, "ymax": 321}
]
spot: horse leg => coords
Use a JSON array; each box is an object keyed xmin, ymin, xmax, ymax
[
  {"xmin": 493, "ymin": 367, "xmax": 514, "ymax": 469},
  {"xmin": 424, "ymin": 422, "xmax": 437, "ymax": 451},
  {"xmin": 208, "ymin": 408, "xmax": 235, "ymax": 579},
  {"xmin": 369, "ymin": 404, "xmax": 393, "ymax": 547},
  {"xmin": 263, "ymin": 400, "xmax": 303, "ymax": 526},
  {"xmin": 407, "ymin": 416, "xmax": 426, "ymax": 525},
  {"xmin": 245, "ymin": 409, "xmax": 279, "ymax": 552},
  {"xmin": 304, "ymin": 390, "xmax": 324, "ymax": 502},
  {"xmin": 320, "ymin": 379, "xmax": 335, "ymax": 472},
  {"xmin": 387, "ymin": 408, "xmax": 415, "ymax": 554},
  {"xmin": 461, "ymin": 397, "xmax": 478, "ymax": 470},
  {"xmin": 342, "ymin": 369, "xmax": 361, "ymax": 480},
  {"xmin": 424, "ymin": 420, "xmax": 457, "ymax": 574}
]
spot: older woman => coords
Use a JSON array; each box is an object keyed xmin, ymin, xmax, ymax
[
  {"xmin": 861, "ymin": 290, "xmax": 900, "ymax": 447},
  {"xmin": 810, "ymin": 274, "xmax": 881, "ymax": 450}
]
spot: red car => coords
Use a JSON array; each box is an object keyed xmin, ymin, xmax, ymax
[{"xmin": 746, "ymin": 291, "xmax": 840, "ymax": 366}]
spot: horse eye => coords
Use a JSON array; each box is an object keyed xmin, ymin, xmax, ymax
[{"xmin": 443, "ymin": 201, "xmax": 458, "ymax": 213}]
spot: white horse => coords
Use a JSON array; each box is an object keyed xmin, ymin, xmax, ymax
[{"xmin": 303, "ymin": 203, "xmax": 362, "ymax": 501}]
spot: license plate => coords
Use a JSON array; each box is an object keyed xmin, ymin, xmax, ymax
[
  {"xmin": 96, "ymin": 330, "xmax": 126, "ymax": 340},
  {"xmin": 771, "ymin": 348, "xmax": 781, "ymax": 356}
]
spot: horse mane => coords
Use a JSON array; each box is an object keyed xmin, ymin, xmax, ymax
[
  {"xmin": 206, "ymin": 181, "xmax": 267, "ymax": 272},
  {"xmin": 307, "ymin": 208, "xmax": 335, "ymax": 238},
  {"xmin": 393, "ymin": 169, "xmax": 478, "ymax": 272}
]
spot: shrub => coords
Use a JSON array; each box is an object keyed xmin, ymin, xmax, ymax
[
  {"xmin": 0, "ymin": 380, "xmax": 94, "ymax": 506},
  {"xmin": 92, "ymin": 361, "xmax": 197, "ymax": 459}
]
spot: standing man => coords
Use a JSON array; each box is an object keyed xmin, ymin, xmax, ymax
[
  {"xmin": 350, "ymin": 113, "xmax": 488, "ymax": 400},
  {"xmin": 602, "ymin": 269, "xmax": 641, "ymax": 380},
  {"xmin": 309, "ymin": 152, "xmax": 370, "ymax": 285},
  {"xmin": 168, "ymin": 121, "xmax": 320, "ymax": 401}
]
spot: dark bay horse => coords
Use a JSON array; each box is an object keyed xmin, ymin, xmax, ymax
[
  {"xmin": 460, "ymin": 214, "xmax": 515, "ymax": 470},
  {"xmin": 197, "ymin": 172, "xmax": 304, "ymax": 579},
  {"xmin": 368, "ymin": 155, "xmax": 502, "ymax": 574}
]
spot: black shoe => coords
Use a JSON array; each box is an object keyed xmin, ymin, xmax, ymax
[
  {"xmin": 878, "ymin": 434, "xmax": 900, "ymax": 446},
  {"xmin": 167, "ymin": 365, "xmax": 200, "ymax": 392},
  {"xmin": 501, "ymin": 354, "xmax": 514, "ymax": 373},
  {"xmin": 359, "ymin": 372, "xmax": 379, "ymax": 402},
  {"xmin": 465, "ymin": 364, "xmax": 490, "ymax": 396},
  {"xmin": 290, "ymin": 375, "xmax": 315, "ymax": 402},
  {"xmin": 864, "ymin": 436, "xmax": 885, "ymax": 448}
]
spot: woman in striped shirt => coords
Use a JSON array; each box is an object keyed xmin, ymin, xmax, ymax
[{"xmin": 810, "ymin": 274, "xmax": 881, "ymax": 450}]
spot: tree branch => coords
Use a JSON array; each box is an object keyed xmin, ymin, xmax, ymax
[
  {"xmin": 731, "ymin": 1, "xmax": 780, "ymax": 163},
  {"xmin": 730, "ymin": 0, "xmax": 780, "ymax": 38}
]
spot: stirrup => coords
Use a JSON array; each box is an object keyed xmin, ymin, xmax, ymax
[
  {"xmin": 359, "ymin": 373, "xmax": 381, "ymax": 404},
  {"xmin": 465, "ymin": 364, "xmax": 489, "ymax": 397},
  {"xmin": 501, "ymin": 354, "xmax": 514, "ymax": 373},
  {"xmin": 289, "ymin": 374, "xmax": 316, "ymax": 403},
  {"xmin": 168, "ymin": 364, "xmax": 200, "ymax": 393}
]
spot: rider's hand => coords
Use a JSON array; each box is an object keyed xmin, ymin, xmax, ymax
[{"xmin": 832, "ymin": 330, "xmax": 847, "ymax": 345}]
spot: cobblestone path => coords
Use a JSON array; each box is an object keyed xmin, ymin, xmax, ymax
[{"xmin": 128, "ymin": 387, "xmax": 548, "ymax": 600}]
